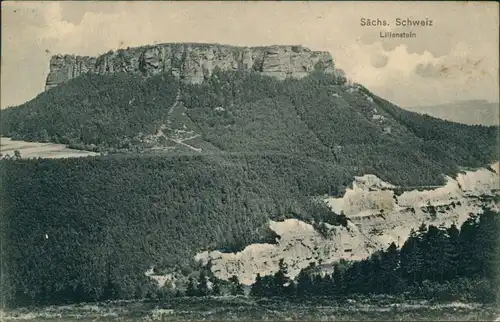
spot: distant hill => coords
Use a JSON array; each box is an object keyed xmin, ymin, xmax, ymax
[{"xmin": 403, "ymin": 100, "xmax": 499, "ymax": 126}]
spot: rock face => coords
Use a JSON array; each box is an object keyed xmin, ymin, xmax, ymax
[
  {"xmin": 194, "ymin": 219, "xmax": 376, "ymax": 286},
  {"xmin": 45, "ymin": 43, "xmax": 345, "ymax": 90},
  {"xmin": 192, "ymin": 163, "xmax": 499, "ymax": 285}
]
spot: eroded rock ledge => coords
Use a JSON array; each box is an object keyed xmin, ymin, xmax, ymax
[
  {"xmin": 45, "ymin": 43, "xmax": 345, "ymax": 90},
  {"xmin": 191, "ymin": 163, "xmax": 499, "ymax": 285}
]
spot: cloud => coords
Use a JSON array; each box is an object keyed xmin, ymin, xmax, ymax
[
  {"xmin": 370, "ymin": 53, "xmax": 389, "ymax": 68},
  {"xmin": 415, "ymin": 58, "xmax": 485, "ymax": 79},
  {"xmin": 59, "ymin": 2, "xmax": 124, "ymax": 24},
  {"xmin": 415, "ymin": 62, "xmax": 441, "ymax": 78},
  {"xmin": 412, "ymin": 41, "xmax": 494, "ymax": 84}
]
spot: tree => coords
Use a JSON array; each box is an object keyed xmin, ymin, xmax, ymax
[
  {"xmin": 333, "ymin": 263, "xmax": 346, "ymax": 295},
  {"xmin": 296, "ymin": 269, "xmax": 313, "ymax": 297},
  {"xmin": 185, "ymin": 277, "xmax": 196, "ymax": 297},
  {"xmin": 458, "ymin": 213, "xmax": 480, "ymax": 277},
  {"xmin": 40, "ymin": 129, "xmax": 50, "ymax": 143},
  {"xmin": 320, "ymin": 273, "xmax": 334, "ymax": 296},
  {"xmin": 250, "ymin": 273, "xmax": 264, "ymax": 297},
  {"xmin": 272, "ymin": 259, "xmax": 290, "ymax": 296},
  {"xmin": 229, "ymin": 275, "xmax": 244, "ymax": 296},
  {"xmin": 13, "ymin": 150, "xmax": 21, "ymax": 160},
  {"xmin": 312, "ymin": 274, "xmax": 325, "ymax": 296},
  {"xmin": 344, "ymin": 261, "xmax": 363, "ymax": 294},
  {"xmin": 196, "ymin": 270, "xmax": 209, "ymax": 296},
  {"xmin": 368, "ymin": 252, "xmax": 385, "ymax": 294},
  {"xmin": 210, "ymin": 276, "xmax": 221, "ymax": 296},
  {"xmin": 443, "ymin": 223, "xmax": 460, "ymax": 279},
  {"xmin": 380, "ymin": 242, "xmax": 401, "ymax": 293},
  {"xmin": 101, "ymin": 262, "xmax": 119, "ymax": 301},
  {"xmin": 400, "ymin": 228, "xmax": 423, "ymax": 284},
  {"xmin": 422, "ymin": 225, "xmax": 448, "ymax": 282},
  {"xmin": 473, "ymin": 208, "xmax": 498, "ymax": 279}
]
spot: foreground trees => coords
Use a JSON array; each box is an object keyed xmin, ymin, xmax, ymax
[
  {"xmin": 247, "ymin": 209, "xmax": 499, "ymax": 302},
  {"xmin": 181, "ymin": 208, "xmax": 498, "ymax": 303}
]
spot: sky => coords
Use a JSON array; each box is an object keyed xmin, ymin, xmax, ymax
[{"xmin": 1, "ymin": 1, "xmax": 499, "ymax": 109}]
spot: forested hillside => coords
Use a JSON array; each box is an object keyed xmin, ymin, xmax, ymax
[
  {"xmin": 1, "ymin": 70, "xmax": 497, "ymax": 186},
  {"xmin": 0, "ymin": 68, "xmax": 498, "ymax": 307},
  {"xmin": 0, "ymin": 153, "xmax": 356, "ymax": 306},
  {"xmin": 1, "ymin": 73, "xmax": 179, "ymax": 150}
]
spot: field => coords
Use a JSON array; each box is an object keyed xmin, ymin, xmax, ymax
[
  {"xmin": 0, "ymin": 137, "xmax": 99, "ymax": 159},
  {"xmin": 2, "ymin": 297, "xmax": 499, "ymax": 321}
]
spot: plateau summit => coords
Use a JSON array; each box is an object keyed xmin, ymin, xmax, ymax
[{"xmin": 45, "ymin": 43, "xmax": 345, "ymax": 90}]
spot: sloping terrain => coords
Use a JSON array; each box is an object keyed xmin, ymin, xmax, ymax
[
  {"xmin": 0, "ymin": 153, "xmax": 357, "ymax": 306},
  {"xmin": 0, "ymin": 43, "xmax": 498, "ymax": 307},
  {"xmin": 1, "ymin": 68, "xmax": 497, "ymax": 186}
]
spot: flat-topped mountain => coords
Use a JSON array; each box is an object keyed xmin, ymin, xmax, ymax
[
  {"xmin": 2, "ymin": 42, "xmax": 497, "ymax": 185},
  {"xmin": 2, "ymin": 41, "xmax": 497, "ymax": 184},
  {"xmin": 45, "ymin": 43, "xmax": 345, "ymax": 90}
]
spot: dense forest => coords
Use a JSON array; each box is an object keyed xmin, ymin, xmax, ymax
[
  {"xmin": 1, "ymin": 69, "xmax": 497, "ymax": 187},
  {"xmin": 182, "ymin": 209, "xmax": 500, "ymax": 304},
  {"xmin": 0, "ymin": 153, "xmax": 356, "ymax": 307},
  {"xmin": 1, "ymin": 73, "xmax": 179, "ymax": 149},
  {"xmin": 1, "ymin": 153, "xmax": 498, "ymax": 307}
]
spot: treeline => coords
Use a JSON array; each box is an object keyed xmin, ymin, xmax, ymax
[{"xmin": 246, "ymin": 208, "xmax": 500, "ymax": 303}]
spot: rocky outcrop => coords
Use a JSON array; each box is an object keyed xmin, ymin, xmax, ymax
[
  {"xmin": 45, "ymin": 56, "xmax": 97, "ymax": 90},
  {"xmin": 194, "ymin": 219, "xmax": 376, "ymax": 286},
  {"xmin": 45, "ymin": 43, "xmax": 345, "ymax": 90},
  {"xmin": 191, "ymin": 163, "xmax": 499, "ymax": 285}
]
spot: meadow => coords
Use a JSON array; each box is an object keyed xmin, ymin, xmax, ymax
[{"xmin": 2, "ymin": 296, "xmax": 499, "ymax": 321}]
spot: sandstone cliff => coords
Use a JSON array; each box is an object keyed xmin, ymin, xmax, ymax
[
  {"xmin": 45, "ymin": 43, "xmax": 345, "ymax": 90},
  {"xmin": 191, "ymin": 163, "xmax": 499, "ymax": 285}
]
